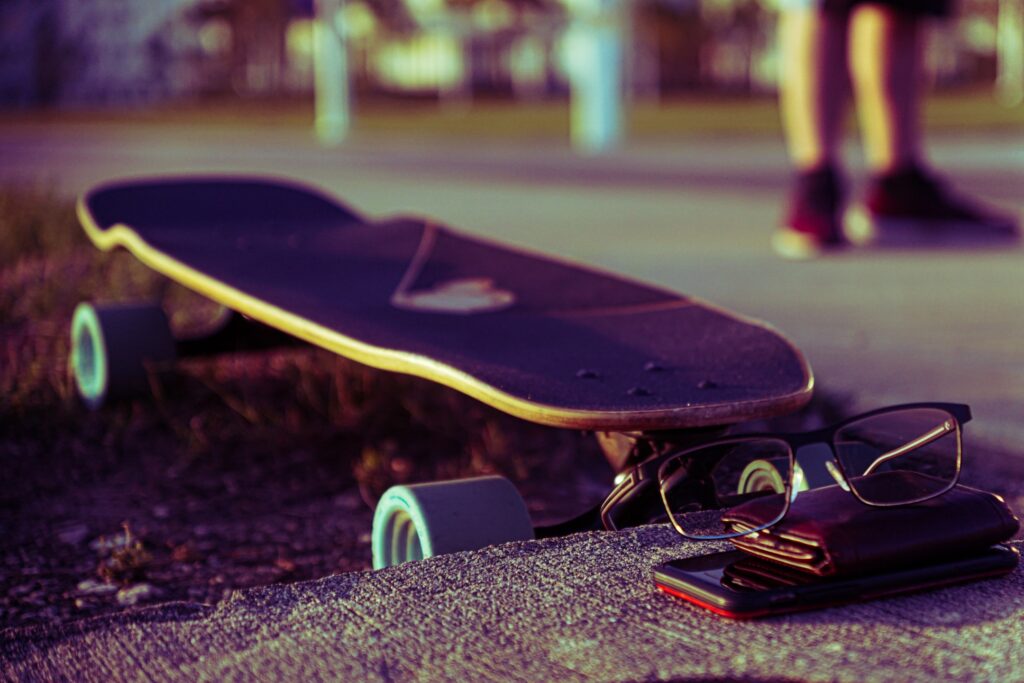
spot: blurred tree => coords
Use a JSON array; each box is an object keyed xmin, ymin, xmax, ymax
[
  {"xmin": 634, "ymin": 0, "xmax": 705, "ymax": 94},
  {"xmin": 33, "ymin": 7, "xmax": 62, "ymax": 106},
  {"xmin": 194, "ymin": 0, "xmax": 290, "ymax": 96}
]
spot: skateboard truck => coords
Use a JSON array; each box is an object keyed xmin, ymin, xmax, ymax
[
  {"xmin": 587, "ymin": 427, "xmax": 730, "ymax": 533},
  {"xmin": 173, "ymin": 310, "xmax": 306, "ymax": 358}
]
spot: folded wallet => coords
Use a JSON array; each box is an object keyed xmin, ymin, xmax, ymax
[{"xmin": 722, "ymin": 471, "xmax": 1020, "ymax": 576}]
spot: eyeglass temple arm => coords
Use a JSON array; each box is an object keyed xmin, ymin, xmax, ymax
[{"xmin": 862, "ymin": 420, "xmax": 956, "ymax": 476}]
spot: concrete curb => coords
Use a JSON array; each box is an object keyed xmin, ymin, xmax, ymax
[{"xmin": 3, "ymin": 527, "xmax": 1022, "ymax": 682}]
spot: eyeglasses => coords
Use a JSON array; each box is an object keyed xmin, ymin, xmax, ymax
[{"xmin": 656, "ymin": 403, "xmax": 970, "ymax": 541}]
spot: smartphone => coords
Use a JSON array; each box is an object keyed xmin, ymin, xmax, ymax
[{"xmin": 653, "ymin": 545, "xmax": 1019, "ymax": 619}]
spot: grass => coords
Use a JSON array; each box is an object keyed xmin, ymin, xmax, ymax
[
  {"xmin": 0, "ymin": 184, "xmax": 86, "ymax": 268},
  {"xmin": 0, "ymin": 87, "xmax": 1019, "ymax": 142}
]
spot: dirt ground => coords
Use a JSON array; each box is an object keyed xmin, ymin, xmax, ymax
[
  {"xmin": 3, "ymin": 213, "xmax": 1023, "ymax": 633},
  {"xmin": 1, "ymin": 353, "xmax": 616, "ymax": 631}
]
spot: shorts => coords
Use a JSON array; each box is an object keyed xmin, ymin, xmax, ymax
[{"xmin": 771, "ymin": 0, "xmax": 952, "ymax": 18}]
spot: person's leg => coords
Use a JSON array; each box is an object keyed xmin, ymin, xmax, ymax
[
  {"xmin": 848, "ymin": 4, "xmax": 923, "ymax": 173},
  {"xmin": 772, "ymin": 7, "xmax": 853, "ymax": 259},
  {"xmin": 845, "ymin": 4, "xmax": 1019, "ymax": 243},
  {"xmin": 778, "ymin": 8, "xmax": 851, "ymax": 171}
]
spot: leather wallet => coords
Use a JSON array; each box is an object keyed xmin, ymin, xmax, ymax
[{"xmin": 722, "ymin": 471, "xmax": 1020, "ymax": 577}]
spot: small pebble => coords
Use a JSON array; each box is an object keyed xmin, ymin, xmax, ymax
[
  {"xmin": 116, "ymin": 583, "xmax": 159, "ymax": 607},
  {"xmin": 76, "ymin": 579, "xmax": 117, "ymax": 596},
  {"xmin": 57, "ymin": 523, "xmax": 90, "ymax": 546}
]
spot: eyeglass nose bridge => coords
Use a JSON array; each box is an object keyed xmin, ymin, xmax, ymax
[
  {"xmin": 792, "ymin": 442, "xmax": 850, "ymax": 494},
  {"xmin": 824, "ymin": 459, "xmax": 851, "ymax": 492}
]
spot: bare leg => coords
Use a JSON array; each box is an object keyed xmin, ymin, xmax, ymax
[
  {"xmin": 848, "ymin": 5, "xmax": 924, "ymax": 173},
  {"xmin": 844, "ymin": 5, "xmax": 1018, "ymax": 243},
  {"xmin": 772, "ymin": 9, "xmax": 852, "ymax": 258},
  {"xmin": 778, "ymin": 8, "xmax": 852, "ymax": 171}
]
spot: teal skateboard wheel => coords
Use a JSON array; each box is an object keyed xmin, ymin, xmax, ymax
[
  {"xmin": 70, "ymin": 302, "xmax": 176, "ymax": 410},
  {"xmin": 738, "ymin": 443, "xmax": 838, "ymax": 495},
  {"xmin": 737, "ymin": 457, "xmax": 793, "ymax": 495},
  {"xmin": 372, "ymin": 475, "xmax": 534, "ymax": 569}
]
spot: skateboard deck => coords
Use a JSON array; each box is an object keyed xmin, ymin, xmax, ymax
[{"xmin": 77, "ymin": 176, "xmax": 812, "ymax": 431}]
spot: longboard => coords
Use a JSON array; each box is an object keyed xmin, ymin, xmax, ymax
[
  {"xmin": 76, "ymin": 176, "xmax": 812, "ymax": 432},
  {"xmin": 74, "ymin": 175, "xmax": 817, "ymax": 567}
]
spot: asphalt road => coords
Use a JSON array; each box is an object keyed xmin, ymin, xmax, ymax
[{"xmin": 4, "ymin": 527, "xmax": 1023, "ymax": 682}]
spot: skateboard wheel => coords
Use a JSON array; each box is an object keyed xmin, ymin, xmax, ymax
[
  {"xmin": 70, "ymin": 302, "xmax": 176, "ymax": 410},
  {"xmin": 737, "ymin": 458, "xmax": 791, "ymax": 495},
  {"xmin": 371, "ymin": 475, "xmax": 534, "ymax": 569},
  {"xmin": 737, "ymin": 443, "xmax": 838, "ymax": 495}
]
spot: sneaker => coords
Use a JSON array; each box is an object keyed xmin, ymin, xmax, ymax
[
  {"xmin": 845, "ymin": 166, "xmax": 1021, "ymax": 247},
  {"xmin": 772, "ymin": 166, "xmax": 847, "ymax": 260}
]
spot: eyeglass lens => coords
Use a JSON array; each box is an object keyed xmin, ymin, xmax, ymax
[
  {"xmin": 660, "ymin": 438, "xmax": 792, "ymax": 539},
  {"xmin": 659, "ymin": 407, "xmax": 962, "ymax": 540},
  {"xmin": 833, "ymin": 407, "xmax": 960, "ymax": 504}
]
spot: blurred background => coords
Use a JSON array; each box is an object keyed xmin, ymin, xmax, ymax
[{"xmin": 0, "ymin": 0, "xmax": 1021, "ymax": 148}]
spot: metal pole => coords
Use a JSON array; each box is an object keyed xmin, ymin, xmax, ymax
[
  {"xmin": 313, "ymin": 0, "xmax": 350, "ymax": 144},
  {"xmin": 567, "ymin": 0, "xmax": 625, "ymax": 153},
  {"xmin": 996, "ymin": 0, "xmax": 1023, "ymax": 106}
]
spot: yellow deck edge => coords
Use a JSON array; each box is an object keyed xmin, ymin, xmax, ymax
[{"xmin": 77, "ymin": 193, "xmax": 814, "ymax": 431}]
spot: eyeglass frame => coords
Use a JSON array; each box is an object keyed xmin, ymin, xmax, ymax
[{"xmin": 655, "ymin": 402, "xmax": 971, "ymax": 541}]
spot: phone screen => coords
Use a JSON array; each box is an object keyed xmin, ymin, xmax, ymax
[{"xmin": 653, "ymin": 546, "xmax": 1018, "ymax": 619}]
